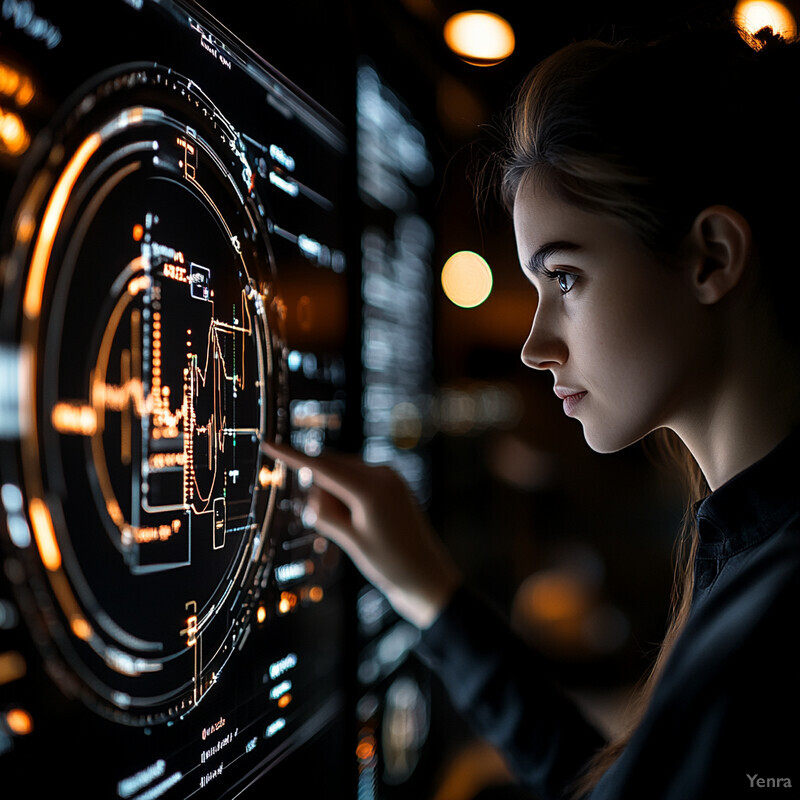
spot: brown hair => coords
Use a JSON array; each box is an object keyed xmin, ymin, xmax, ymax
[
  {"xmin": 569, "ymin": 429, "xmax": 706, "ymax": 796},
  {"xmin": 497, "ymin": 22, "xmax": 799, "ymax": 796}
]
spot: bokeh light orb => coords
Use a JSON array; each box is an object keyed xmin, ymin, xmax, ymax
[{"xmin": 441, "ymin": 250, "xmax": 493, "ymax": 308}]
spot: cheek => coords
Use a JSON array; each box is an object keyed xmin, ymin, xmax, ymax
[
  {"xmin": 593, "ymin": 268, "xmax": 689, "ymax": 366},
  {"xmin": 577, "ymin": 280, "xmax": 693, "ymax": 429}
]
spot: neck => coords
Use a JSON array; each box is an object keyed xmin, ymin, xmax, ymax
[{"xmin": 670, "ymin": 328, "xmax": 800, "ymax": 492}]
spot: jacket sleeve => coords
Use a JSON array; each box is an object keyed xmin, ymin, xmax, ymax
[{"xmin": 414, "ymin": 584, "xmax": 607, "ymax": 800}]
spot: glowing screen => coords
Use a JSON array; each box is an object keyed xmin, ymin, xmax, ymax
[{"xmin": 0, "ymin": 1, "xmax": 354, "ymax": 796}]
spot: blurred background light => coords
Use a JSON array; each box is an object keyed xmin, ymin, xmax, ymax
[
  {"xmin": 443, "ymin": 11, "xmax": 515, "ymax": 66},
  {"xmin": 0, "ymin": 107, "xmax": 29, "ymax": 156},
  {"xmin": 0, "ymin": 62, "xmax": 35, "ymax": 106},
  {"xmin": 733, "ymin": 0, "xmax": 796, "ymax": 42},
  {"xmin": 390, "ymin": 401, "xmax": 424, "ymax": 449},
  {"xmin": 441, "ymin": 250, "xmax": 493, "ymax": 308}
]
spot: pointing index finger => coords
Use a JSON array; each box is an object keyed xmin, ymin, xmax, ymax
[{"xmin": 261, "ymin": 441, "xmax": 374, "ymax": 506}]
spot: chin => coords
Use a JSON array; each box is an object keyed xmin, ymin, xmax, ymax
[{"xmin": 580, "ymin": 420, "xmax": 646, "ymax": 455}]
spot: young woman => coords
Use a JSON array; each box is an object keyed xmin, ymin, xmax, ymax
[{"xmin": 267, "ymin": 21, "xmax": 800, "ymax": 799}]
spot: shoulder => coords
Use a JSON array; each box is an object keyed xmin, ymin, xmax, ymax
[
  {"xmin": 678, "ymin": 514, "xmax": 800, "ymax": 684},
  {"xmin": 657, "ymin": 520, "xmax": 799, "ymax": 755},
  {"xmin": 603, "ymin": 525, "xmax": 800, "ymax": 797}
]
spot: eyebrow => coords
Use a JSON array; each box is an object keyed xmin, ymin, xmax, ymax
[{"xmin": 524, "ymin": 240, "xmax": 582, "ymax": 276}]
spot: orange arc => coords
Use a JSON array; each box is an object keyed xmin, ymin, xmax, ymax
[{"xmin": 24, "ymin": 133, "xmax": 102, "ymax": 319}]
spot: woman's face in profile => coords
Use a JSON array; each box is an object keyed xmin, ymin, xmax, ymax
[{"xmin": 513, "ymin": 177, "xmax": 708, "ymax": 454}]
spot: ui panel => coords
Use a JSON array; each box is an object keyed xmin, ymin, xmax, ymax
[
  {"xmin": 354, "ymin": 59, "xmax": 439, "ymax": 800},
  {"xmin": 0, "ymin": 1, "xmax": 356, "ymax": 797}
]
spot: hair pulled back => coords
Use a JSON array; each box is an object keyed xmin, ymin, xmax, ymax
[{"xmin": 502, "ymin": 23, "xmax": 800, "ymax": 276}]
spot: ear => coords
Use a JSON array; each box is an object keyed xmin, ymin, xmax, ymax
[{"xmin": 686, "ymin": 205, "xmax": 752, "ymax": 305}]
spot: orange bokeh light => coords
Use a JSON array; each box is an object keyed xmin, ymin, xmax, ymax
[
  {"xmin": 444, "ymin": 11, "xmax": 515, "ymax": 66},
  {"xmin": 6, "ymin": 708, "xmax": 33, "ymax": 735}
]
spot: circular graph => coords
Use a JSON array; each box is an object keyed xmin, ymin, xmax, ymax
[{"xmin": 1, "ymin": 64, "xmax": 288, "ymax": 725}]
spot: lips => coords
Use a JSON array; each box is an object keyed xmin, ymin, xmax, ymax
[
  {"xmin": 553, "ymin": 386, "xmax": 584, "ymax": 400},
  {"xmin": 554, "ymin": 386, "xmax": 587, "ymax": 416}
]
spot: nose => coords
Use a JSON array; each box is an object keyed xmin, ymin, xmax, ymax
[{"xmin": 520, "ymin": 305, "xmax": 567, "ymax": 370}]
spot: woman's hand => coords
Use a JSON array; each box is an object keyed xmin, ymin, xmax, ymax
[{"xmin": 262, "ymin": 442, "xmax": 462, "ymax": 629}]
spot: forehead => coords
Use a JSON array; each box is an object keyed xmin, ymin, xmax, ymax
[
  {"xmin": 513, "ymin": 179, "xmax": 585, "ymax": 254},
  {"xmin": 512, "ymin": 177, "xmax": 637, "ymax": 266}
]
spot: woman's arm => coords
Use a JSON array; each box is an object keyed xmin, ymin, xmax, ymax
[
  {"xmin": 264, "ymin": 441, "xmax": 607, "ymax": 798},
  {"xmin": 262, "ymin": 441, "xmax": 462, "ymax": 629}
]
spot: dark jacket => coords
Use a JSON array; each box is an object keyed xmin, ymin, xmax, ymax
[{"xmin": 416, "ymin": 432, "xmax": 800, "ymax": 799}]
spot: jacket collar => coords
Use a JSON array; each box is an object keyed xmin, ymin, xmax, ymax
[{"xmin": 694, "ymin": 428, "xmax": 800, "ymax": 560}]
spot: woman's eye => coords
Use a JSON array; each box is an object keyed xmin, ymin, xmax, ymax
[
  {"xmin": 557, "ymin": 272, "xmax": 576, "ymax": 293},
  {"xmin": 543, "ymin": 268, "xmax": 577, "ymax": 294}
]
